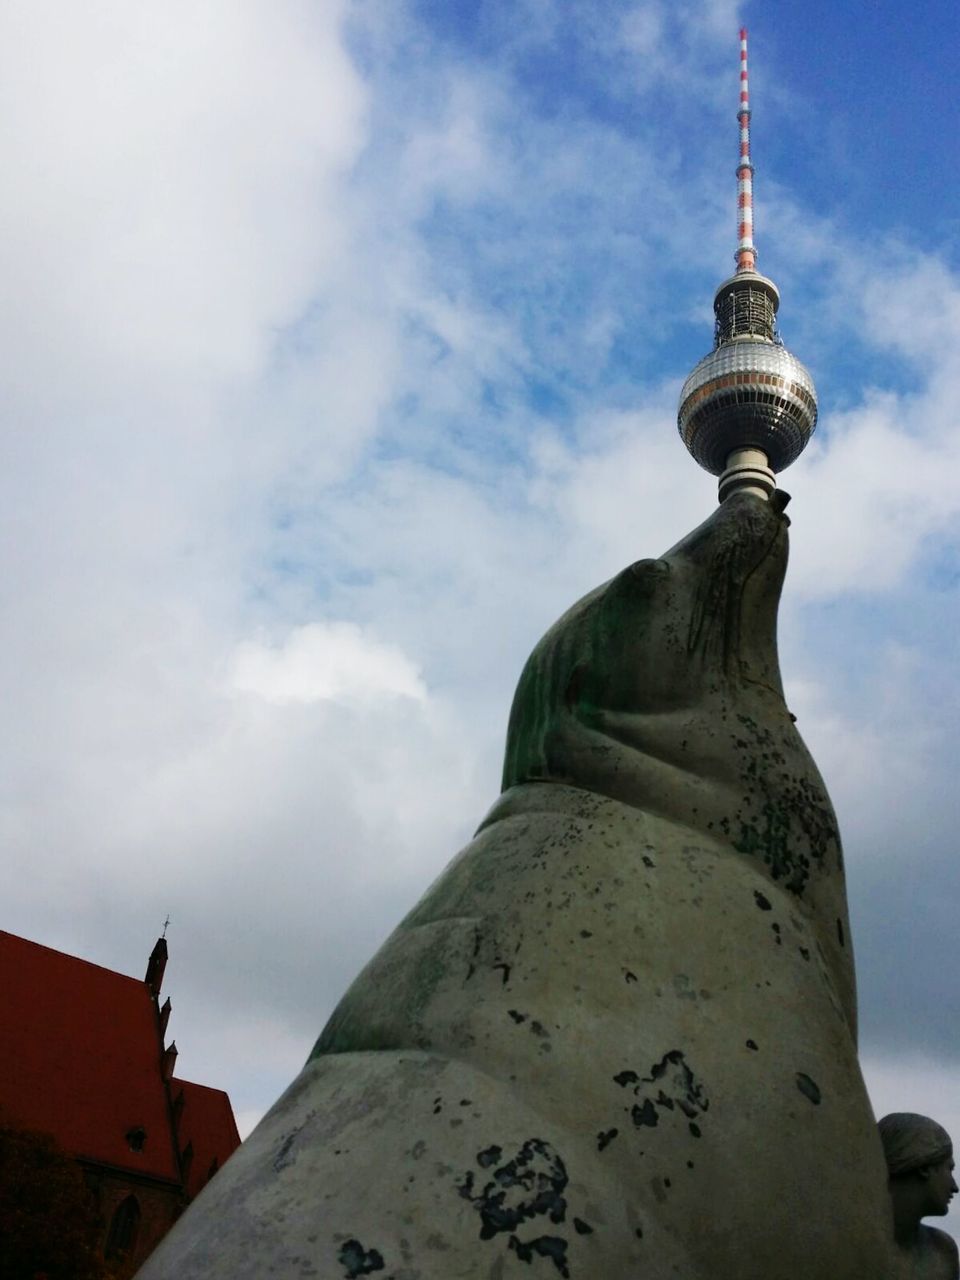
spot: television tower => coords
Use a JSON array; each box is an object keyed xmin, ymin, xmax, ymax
[{"xmin": 677, "ymin": 28, "xmax": 817, "ymax": 502}]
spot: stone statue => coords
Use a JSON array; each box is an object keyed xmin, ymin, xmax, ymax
[
  {"xmin": 137, "ymin": 494, "xmax": 903, "ymax": 1279},
  {"xmin": 879, "ymin": 1113, "xmax": 959, "ymax": 1277}
]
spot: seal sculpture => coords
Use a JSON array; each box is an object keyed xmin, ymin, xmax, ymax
[{"xmin": 136, "ymin": 494, "xmax": 901, "ymax": 1279}]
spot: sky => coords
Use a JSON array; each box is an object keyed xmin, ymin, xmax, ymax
[{"xmin": 2, "ymin": 0, "xmax": 960, "ymax": 1218}]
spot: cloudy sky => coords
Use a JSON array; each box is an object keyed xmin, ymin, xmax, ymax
[{"xmin": 3, "ymin": 0, "xmax": 960, "ymax": 1207}]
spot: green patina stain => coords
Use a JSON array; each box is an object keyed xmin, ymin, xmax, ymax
[
  {"xmin": 310, "ymin": 919, "xmax": 473, "ymax": 1060},
  {"xmin": 734, "ymin": 802, "xmax": 801, "ymax": 890},
  {"xmin": 502, "ymin": 564, "xmax": 665, "ymax": 792}
]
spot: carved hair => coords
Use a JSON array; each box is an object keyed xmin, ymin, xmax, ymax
[{"xmin": 878, "ymin": 1113, "xmax": 952, "ymax": 1178}]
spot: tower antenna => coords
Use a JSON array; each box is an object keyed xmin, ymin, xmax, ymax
[
  {"xmin": 676, "ymin": 28, "xmax": 818, "ymax": 503},
  {"xmin": 736, "ymin": 28, "xmax": 756, "ymax": 274}
]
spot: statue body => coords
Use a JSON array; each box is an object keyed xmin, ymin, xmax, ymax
[
  {"xmin": 137, "ymin": 495, "xmax": 902, "ymax": 1279},
  {"xmin": 906, "ymin": 1230, "xmax": 960, "ymax": 1280}
]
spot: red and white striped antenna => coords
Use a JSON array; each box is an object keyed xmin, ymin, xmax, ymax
[{"xmin": 736, "ymin": 26, "xmax": 756, "ymax": 273}]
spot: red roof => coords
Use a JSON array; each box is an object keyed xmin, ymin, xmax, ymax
[
  {"xmin": 0, "ymin": 931, "xmax": 239, "ymax": 1191},
  {"xmin": 171, "ymin": 1078, "xmax": 240, "ymax": 1199}
]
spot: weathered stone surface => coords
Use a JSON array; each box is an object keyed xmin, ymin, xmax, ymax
[{"xmin": 137, "ymin": 493, "xmax": 902, "ymax": 1279}]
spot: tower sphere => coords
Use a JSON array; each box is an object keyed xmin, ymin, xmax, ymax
[
  {"xmin": 678, "ymin": 273, "xmax": 818, "ymax": 477},
  {"xmin": 678, "ymin": 29, "xmax": 818, "ymax": 501}
]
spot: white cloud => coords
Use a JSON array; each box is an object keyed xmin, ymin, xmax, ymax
[
  {"xmin": 230, "ymin": 622, "xmax": 426, "ymax": 705},
  {"xmin": 0, "ymin": 1, "xmax": 366, "ymax": 406},
  {"xmin": 786, "ymin": 393, "xmax": 960, "ymax": 598}
]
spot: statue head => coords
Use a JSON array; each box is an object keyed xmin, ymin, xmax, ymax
[
  {"xmin": 501, "ymin": 491, "xmax": 791, "ymax": 801},
  {"xmin": 498, "ymin": 492, "xmax": 844, "ymax": 901},
  {"xmin": 878, "ymin": 1113, "xmax": 958, "ymax": 1219}
]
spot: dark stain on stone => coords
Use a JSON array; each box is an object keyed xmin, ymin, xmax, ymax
[
  {"xmin": 433, "ymin": 1097, "xmax": 443, "ymax": 1115},
  {"xmin": 508, "ymin": 1234, "xmax": 569, "ymax": 1277},
  {"xmin": 579, "ymin": 930, "xmax": 593, "ymax": 939},
  {"xmin": 836, "ymin": 918, "xmax": 845, "ymax": 947},
  {"xmin": 529, "ymin": 1020, "xmax": 549, "ymax": 1038},
  {"xmin": 273, "ymin": 1129, "xmax": 299, "ymax": 1173},
  {"xmin": 460, "ymin": 1098, "xmax": 472, "ymax": 1106},
  {"xmin": 730, "ymin": 716, "xmax": 838, "ymax": 896},
  {"xmin": 337, "ymin": 1239, "xmax": 385, "ymax": 1277},
  {"xmin": 477, "ymin": 1145, "xmax": 502, "ymax": 1169},
  {"xmin": 799, "ymin": 947, "xmax": 810, "ymax": 962},
  {"xmin": 508, "ymin": 1010, "xmax": 527, "ymax": 1024},
  {"xmin": 647, "ymin": 1051, "xmax": 708, "ymax": 1110},
  {"xmin": 597, "ymin": 1128, "xmax": 618, "ymax": 1151},
  {"xmin": 619, "ymin": 1050, "xmax": 710, "ymax": 1138},
  {"xmin": 746, "ymin": 1039, "xmax": 758, "ymax": 1051},
  {"xmin": 573, "ymin": 1218, "xmax": 593, "ymax": 1235},
  {"xmin": 493, "ymin": 962, "xmax": 512, "ymax": 985},
  {"xmin": 796, "ymin": 1072, "xmax": 822, "ymax": 1105},
  {"xmin": 457, "ymin": 1137, "xmax": 568, "ymax": 1244},
  {"xmin": 642, "ymin": 855, "xmax": 656, "ymax": 868},
  {"xmin": 664, "ymin": 1178, "xmax": 672, "ymax": 1188},
  {"xmin": 635, "ymin": 1227, "xmax": 644, "ymax": 1239},
  {"xmin": 631, "ymin": 1100, "xmax": 659, "ymax": 1128},
  {"xmin": 688, "ymin": 1122, "xmax": 701, "ymax": 1138},
  {"xmin": 623, "ymin": 969, "xmax": 638, "ymax": 983},
  {"xmin": 753, "ymin": 890, "xmax": 772, "ymax": 911}
]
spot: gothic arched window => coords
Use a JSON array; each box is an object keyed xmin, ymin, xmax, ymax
[{"xmin": 106, "ymin": 1194, "xmax": 141, "ymax": 1258}]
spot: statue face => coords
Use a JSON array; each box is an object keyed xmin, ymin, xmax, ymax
[{"xmin": 924, "ymin": 1155, "xmax": 958, "ymax": 1216}]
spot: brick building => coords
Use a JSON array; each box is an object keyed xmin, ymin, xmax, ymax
[{"xmin": 0, "ymin": 930, "xmax": 241, "ymax": 1274}]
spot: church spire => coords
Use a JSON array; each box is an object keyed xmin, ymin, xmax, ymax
[{"xmin": 677, "ymin": 28, "xmax": 818, "ymax": 503}]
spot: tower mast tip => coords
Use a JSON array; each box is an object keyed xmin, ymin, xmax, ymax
[{"xmin": 736, "ymin": 27, "xmax": 755, "ymax": 274}]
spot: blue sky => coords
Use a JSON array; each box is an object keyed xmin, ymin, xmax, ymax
[{"xmin": 2, "ymin": 0, "xmax": 959, "ymax": 1218}]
